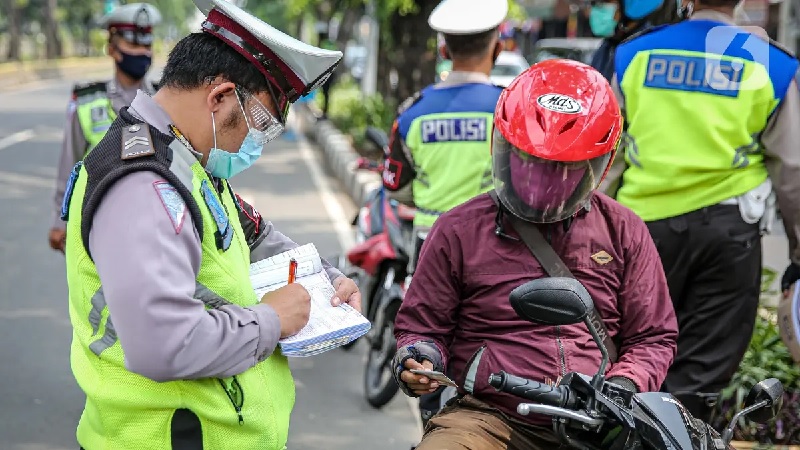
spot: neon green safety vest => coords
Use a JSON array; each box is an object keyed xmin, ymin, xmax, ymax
[
  {"xmin": 63, "ymin": 117, "xmax": 294, "ymax": 449},
  {"xmin": 73, "ymin": 83, "xmax": 117, "ymax": 156},
  {"xmin": 398, "ymin": 83, "xmax": 503, "ymax": 228},
  {"xmin": 613, "ymin": 20, "xmax": 799, "ymax": 221}
]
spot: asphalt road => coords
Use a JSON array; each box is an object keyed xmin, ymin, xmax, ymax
[{"xmin": 0, "ymin": 72, "xmax": 419, "ymax": 450}]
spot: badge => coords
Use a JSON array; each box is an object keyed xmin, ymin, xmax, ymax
[
  {"xmin": 60, "ymin": 161, "xmax": 83, "ymax": 221},
  {"xmin": 200, "ymin": 180, "xmax": 233, "ymax": 251},
  {"xmin": 153, "ymin": 181, "xmax": 187, "ymax": 234},
  {"xmin": 536, "ymin": 94, "xmax": 583, "ymax": 114}
]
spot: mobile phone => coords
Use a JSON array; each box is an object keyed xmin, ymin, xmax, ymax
[{"xmin": 409, "ymin": 369, "xmax": 458, "ymax": 388}]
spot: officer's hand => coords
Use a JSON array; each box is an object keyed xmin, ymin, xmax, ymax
[
  {"xmin": 399, "ymin": 358, "xmax": 439, "ymax": 396},
  {"xmin": 48, "ymin": 228, "xmax": 66, "ymax": 254},
  {"xmin": 782, "ymin": 262, "xmax": 800, "ymax": 298},
  {"xmin": 261, "ymin": 284, "xmax": 311, "ymax": 338},
  {"xmin": 331, "ymin": 276, "xmax": 362, "ymax": 313}
]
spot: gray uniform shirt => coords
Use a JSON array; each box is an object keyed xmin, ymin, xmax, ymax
[
  {"xmin": 52, "ymin": 78, "xmax": 156, "ymax": 230},
  {"xmin": 87, "ymin": 91, "xmax": 343, "ymax": 382},
  {"xmin": 602, "ymin": 10, "xmax": 800, "ymax": 265}
]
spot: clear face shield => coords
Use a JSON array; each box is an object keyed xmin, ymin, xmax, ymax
[
  {"xmin": 491, "ymin": 129, "xmax": 615, "ymax": 224},
  {"xmin": 234, "ymin": 87, "xmax": 284, "ymax": 146}
]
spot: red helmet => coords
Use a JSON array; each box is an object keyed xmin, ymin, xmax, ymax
[{"xmin": 492, "ymin": 58, "xmax": 622, "ymax": 223}]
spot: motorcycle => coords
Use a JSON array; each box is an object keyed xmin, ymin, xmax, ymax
[
  {"xmin": 488, "ymin": 276, "xmax": 784, "ymax": 450},
  {"xmin": 333, "ymin": 126, "xmax": 418, "ymax": 409}
]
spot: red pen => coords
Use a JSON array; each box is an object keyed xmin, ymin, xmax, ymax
[{"xmin": 288, "ymin": 258, "xmax": 298, "ymax": 284}]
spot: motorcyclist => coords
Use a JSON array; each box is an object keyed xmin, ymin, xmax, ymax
[
  {"xmin": 602, "ymin": 0, "xmax": 800, "ymax": 423},
  {"xmin": 588, "ymin": 0, "xmax": 665, "ymax": 80},
  {"xmin": 392, "ymin": 59, "xmax": 678, "ymax": 450},
  {"xmin": 381, "ymin": 0, "xmax": 509, "ymax": 425}
]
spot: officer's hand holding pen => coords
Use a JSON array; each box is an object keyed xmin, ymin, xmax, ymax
[{"xmin": 260, "ymin": 259, "xmax": 311, "ymax": 338}]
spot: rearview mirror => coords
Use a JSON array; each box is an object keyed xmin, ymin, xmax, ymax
[
  {"xmin": 744, "ymin": 378, "xmax": 784, "ymax": 424},
  {"xmin": 364, "ymin": 126, "xmax": 389, "ymax": 151},
  {"xmin": 509, "ymin": 277, "xmax": 593, "ymax": 326}
]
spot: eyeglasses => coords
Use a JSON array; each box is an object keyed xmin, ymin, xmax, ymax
[{"xmin": 235, "ymin": 87, "xmax": 284, "ymax": 146}]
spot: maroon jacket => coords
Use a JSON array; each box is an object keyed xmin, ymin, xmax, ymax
[{"xmin": 395, "ymin": 192, "xmax": 678, "ymax": 422}]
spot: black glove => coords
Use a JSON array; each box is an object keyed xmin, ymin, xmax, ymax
[
  {"xmin": 607, "ymin": 376, "xmax": 638, "ymax": 393},
  {"xmin": 392, "ymin": 341, "xmax": 444, "ymax": 397},
  {"xmin": 781, "ymin": 262, "xmax": 800, "ymax": 292}
]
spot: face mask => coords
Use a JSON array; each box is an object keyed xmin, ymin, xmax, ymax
[
  {"xmin": 590, "ymin": 4, "xmax": 619, "ymax": 38},
  {"xmin": 116, "ymin": 49, "xmax": 152, "ymax": 80},
  {"xmin": 206, "ymin": 116, "xmax": 266, "ymax": 179}
]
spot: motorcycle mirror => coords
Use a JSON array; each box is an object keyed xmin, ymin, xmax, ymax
[
  {"xmin": 744, "ymin": 378, "xmax": 784, "ymax": 423},
  {"xmin": 722, "ymin": 378, "xmax": 785, "ymax": 445},
  {"xmin": 364, "ymin": 126, "xmax": 390, "ymax": 151},
  {"xmin": 509, "ymin": 277, "xmax": 593, "ymax": 326}
]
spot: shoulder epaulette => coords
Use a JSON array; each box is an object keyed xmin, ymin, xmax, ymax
[
  {"xmin": 397, "ymin": 90, "xmax": 424, "ymax": 115},
  {"xmin": 619, "ymin": 23, "xmax": 670, "ymax": 46},
  {"xmin": 72, "ymin": 81, "xmax": 108, "ymax": 99}
]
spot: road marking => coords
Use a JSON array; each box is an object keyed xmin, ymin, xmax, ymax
[
  {"xmin": 0, "ymin": 129, "xmax": 35, "ymax": 151},
  {"xmin": 0, "ymin": 170, "xmax": 52, "ymax": 189},
  {"xmin": 296, "ymin": 129, "xmax": 355, "ymax": 250},
  {"xmin": 293, "ymin": 117, "xmax": 425, "ymax": 443}
]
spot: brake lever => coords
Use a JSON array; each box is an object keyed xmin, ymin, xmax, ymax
[{"xmin": 517, "ymin": 404, "xmax": 604, "ymax": 427}]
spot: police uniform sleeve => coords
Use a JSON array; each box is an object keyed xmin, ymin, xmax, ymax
[
  {"xmin": 234, "ymin": 192, "xmax": 344, "ymax": 283},
  {"xmin": 52, "ymin": 100, "xmax": 89, "ymax": 230},
  {"xmin": 761, "ymin": 72, "xmax": 800, "ymax": 265},
  {"xmin": 89, "ymin": 171, "xmax": 282, "ymax": 382},
  {"xmin": 383, "ymin": 95, "xmax": 420, "ymax": 204}
]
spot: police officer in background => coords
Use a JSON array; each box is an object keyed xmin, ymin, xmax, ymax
[
  {"xmin": 381, "ymin": 0, "xmax": 508, "ymax": 428},
  {"xmin": 60, "ymin": 0, "xmax": 360, "ymax": 448},
  {"xmin": 48, "ymin": 3, "xmax": 161, "ymax": 253},
  {"xmin": 588, "ymin": 0, "xmax": 665, "ymax": 80},
  {"xmin": 602, "ymin": 0, "xmax": 800, "ymax": 422}
]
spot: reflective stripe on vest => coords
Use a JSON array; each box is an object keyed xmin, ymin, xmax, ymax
[
  {"xmin": 64, "ymin": 137, "xmax": 294, "ymax": 450},
  {"xmin": 76, "ymin": 92, "xmax": 116, "ymax": 156},
  {"xmin": 405, "ymin": 111, "xmax": 495, "ymax": 228}
]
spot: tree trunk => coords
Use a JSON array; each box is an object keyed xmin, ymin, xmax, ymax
[
  {"xmin": 384, "ymin": 0, "xmax": 438, "ymax": 102},
  {"xmin": 335, "ymin": 6, "xmax": 362, "ymax": 49},
  {"xmin": 43, "ymin": 0, "xmax": 63, "ymax": 58},
  {"xmin": 5, "ymin": 0, "xmax": 22, "ymax": 60}
]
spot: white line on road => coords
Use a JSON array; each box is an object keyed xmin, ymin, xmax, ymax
[
  {"xmin": 294, "ymin": 122, "xmax": 426, "ymax": 442},
  {"xmin": 0, "ymin": 129, "xmax": 35, "ymax": 151},
  {"xmin": 296, "ymin": 133, "xmax": 356, "ymax": 250}
]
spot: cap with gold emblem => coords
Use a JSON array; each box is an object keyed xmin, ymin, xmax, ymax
[
  {"xmin": 98, "ymin": 3, "xmax": 162, "ymax": 46},
  {"xmin": 428, "ymin": 0, "xmax": 508, "ymax": 35},
  {"xmin": 193, "ymin": 0, "xmax": 343, "ymax": 122}
]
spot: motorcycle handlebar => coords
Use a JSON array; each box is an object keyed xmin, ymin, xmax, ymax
[{"xmin": 489, "ymin": 371, "xmax": 577, "ymax": 409}]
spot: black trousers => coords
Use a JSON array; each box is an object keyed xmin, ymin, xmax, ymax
[{"xmin": 648, "ymin": 204, "xmax": 761, "ymax": 423}]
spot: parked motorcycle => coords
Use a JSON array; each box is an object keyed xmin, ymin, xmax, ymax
[
  {"xmin": 489, "ymin": 276, "xmax": 784, "ymax": 450},
  {"xmin": 333, "ymin": 127, "xmax": 417, "ymax": 408}
]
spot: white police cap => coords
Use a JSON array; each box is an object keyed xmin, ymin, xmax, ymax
[
  {"xmin": 98, "ymin": 3, "xmax": 162, "ymax": 46},
  {"xmin": 193, "ymin": 0, "xmax": 343, "ymax": 109},
  {"xmin": 428, "ymin": 0, "xmax": 509, "ymax": 35}
]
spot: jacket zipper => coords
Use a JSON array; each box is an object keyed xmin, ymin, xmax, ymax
[
  {"xmin": 555, "ymin": 326, "xmax": 567, "ymax": 377},
  {"xmin": 218, "ymin": 376, "xmax": 245, "ymax": 425}
]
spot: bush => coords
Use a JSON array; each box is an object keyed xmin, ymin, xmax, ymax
[
  {"xmin": 711, "ymin": 269, "xmax": 800, "ymax": 445},
  {"xmin": 320, "ymin": 77, "xmax": 396, "ymax": 155}
]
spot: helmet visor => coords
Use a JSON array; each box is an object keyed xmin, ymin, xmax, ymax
[{"xmin": 492, "ymin": 130, "xmax": 614, "ymax": 223}]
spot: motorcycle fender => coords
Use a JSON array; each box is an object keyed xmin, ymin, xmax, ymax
[{"xmin": 378, "ymin": 284, "xmax": 404, "ymax": 313}]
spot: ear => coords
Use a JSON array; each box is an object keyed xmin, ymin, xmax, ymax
[
  {"xmin": 206, "ymin": 81, "xmax": 236, "ymax": 113},
  {"xmin": 492, "ymin": 41, "xmax": 503, "ymax": 61}
]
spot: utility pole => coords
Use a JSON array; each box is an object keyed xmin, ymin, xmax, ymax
[{"xmin": 361, "ymin": 0, "xmax": 379, "ymax": 96}]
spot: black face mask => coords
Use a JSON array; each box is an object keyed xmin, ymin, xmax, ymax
[{"xmin": 116, "ymin": 48, "xmax": 152, "ymax": 80}]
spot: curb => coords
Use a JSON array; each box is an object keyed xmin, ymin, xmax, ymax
[{"xmin": 294, "ymin": 104, "xmax": 381, "ymax": 208}]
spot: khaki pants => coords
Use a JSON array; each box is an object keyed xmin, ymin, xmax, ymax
[{"xmin": 415, "ymin": 395, "xmax": 561, "ymax": 450}]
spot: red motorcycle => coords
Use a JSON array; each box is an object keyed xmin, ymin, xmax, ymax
[{"xmin": 334, "ymin": 127, "xmax": 417, "ymax": 408}]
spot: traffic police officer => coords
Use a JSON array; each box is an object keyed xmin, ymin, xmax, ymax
[
  {"xmin": 60, "ymin": 0, "xmax": 360, "ymax": 448},
  {"xmin": 48, "ymin": 2, "xmax": 161, "ymax": 253},
  {"xmin": 381, "ymin": 0, "xmax": 508, "ymax": 428},
  {"xmin": 382, "ymin": 0, "xmax": 508, "ymax": 231},
  {"xmin": 603, "ymin": 0, "xmax": 800, "ymax": 422}
]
